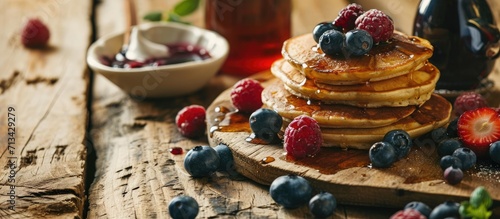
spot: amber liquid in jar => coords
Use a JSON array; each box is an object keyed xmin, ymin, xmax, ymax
[{"xmin": 205, "ymin": 0, "xmax": 291, "ymax": 76}]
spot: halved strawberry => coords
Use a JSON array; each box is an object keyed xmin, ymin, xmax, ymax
[{"xmin": 457, "ymin": 107, "xmax": 500, "ymax": 157}]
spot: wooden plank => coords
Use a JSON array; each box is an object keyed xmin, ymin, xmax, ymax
[
  {"xmin": 0, "ymin": 0, "xmax": 91, "ymax": 218},
  {"xmin": 87, "ymin": 0, "xmax": 500, "ymax": 218},
  {"xmin": 88, "ymin": 0, "xmax": 396, "ymax": 218}
]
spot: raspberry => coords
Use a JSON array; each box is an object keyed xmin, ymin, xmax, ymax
[
  {"xmin": 284, "ymin": 115, "xmax": 322, "ymax": 159},
  {"xmin": 390, "ymin": 209, "xmax": 426, "ymax": 219},
  {"xmin": 332, "ymin": 3, "xmax": 364, "ymax": 31},
  {"xmin": 175, "ymin": 105, "xmax": 206, "ymax": 138},
  {"xmin": 453, "ymin": 92, "xmax": 488, "ymax": 116},
  {"xmin": 21, "ymin": 18, "xmax": 50, "ymax": 48},
  {"xmin": 355, "ymin": 9, "xmax": 394, "ymax": 43},
  {"xmin": 230, "ymin": 78, "xmax": 264, "ymax": 113}
]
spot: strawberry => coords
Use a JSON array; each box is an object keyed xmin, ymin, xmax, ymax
[
  {"xmin": 457, "ymin": 107, "xmax": 500, "ymax": 157},
  {"xmin": 21, "ymin": 18, "xmax": 50, "ymax": 48}
]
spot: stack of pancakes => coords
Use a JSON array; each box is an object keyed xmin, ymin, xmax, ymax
[{"xmin": 262, "ymin": 31, "xmax": 452, "ymax": 149}]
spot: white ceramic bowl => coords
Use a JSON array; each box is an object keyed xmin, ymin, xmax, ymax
[{"xmin": 87, "ymin": 22, "xmax": 229, "ymax": 98}]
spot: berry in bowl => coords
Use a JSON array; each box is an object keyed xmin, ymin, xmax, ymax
[{"xmin": 87, "ymin": 22, "xmax": 229, "ymax": 98}]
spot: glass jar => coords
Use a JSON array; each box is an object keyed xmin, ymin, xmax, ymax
[{"xmin": 205, "ymin": 0, "xmax": 292, "ymax": 77}]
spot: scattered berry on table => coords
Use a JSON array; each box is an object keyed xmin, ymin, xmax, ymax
[
  {"xmin": 183, "ymin": 145, "xmax": 220, "ymax": 178},
  {"xmin": 457, "ymin": 107, "xmax": 500, "ymax": 157},
  {"xmin": 452, "ymin": 147, "xmax": 477, "ymax": 170},
  {"xmin": 390, "ymin": 208, "xmax": 426, "ymax": 219},
  {"xmin": 312, "ymin": 22, "xmax": 340, "ymax": 43},
  {"xmin": 446, "ymin": 118, "xmax": 459, "ymax": 138},
  {"xmin": 440, "ymin": 155, "xmax": 463, "ymax": 170},
  {"xmin": 453, "ymin": 92, "xmax": 488, "ymax": 116},
  {"xmin": 355, "ymin": 9, "xmax": 394, "ymax": 43},
  {"xmin": 345, "ymin": 29, "xmax": 373, "ymax": 56},
  {"xmin": 230, "ymin": 78, "xmax": 264, "ymax": 113},
  {"xmin": 319, "ymin": 29, "xmax": 346, "ymax": 56},
  {"xmin": 429, "ymin": 201, "xmax": 460, "ymax": 219},
  {"xmin": 437, "ymin": 138, "xmax": 462, "ymax": 157},
  {"xmin": 213, "ymin": 144, "xmax": 234, "ymax": 173},
  {"xmin": 284, "ymin": 115, "xmax": 322, "ymax": 159},
  {"xmin": 369, "ymin": 141, "xmax": 396, "ymax": 168},
  {"xmin": 383, "ymin": 129, "xmax": 412, "ymax": 160},
  {"xmin": 332, "ymin": 3, "xmax": 364, "ymax": 31},
  {"xmin": 490, "ymin": 141, "xmax": 500, "ymax": 164},
  {"xmin": 175, "ymin": 105, "xmax": 206, "ymax": 138},
  {"xmin": 309, "ymin": 191, "xmax": 337, "ymax": 218},
  {"xmin": 168, "ymin": 195, "xmax": 199, "ymax": 219},
  {"xmin": 443, "ymin": 166, "xmax": 464, "ymax": 185},
  {"xmin": 249, "ymin": 108, "xmax": 283, "ymax": 144},
  {"xmin": 269, "ymin": 174, "xmax": 313, "ymax": 209},
  {"xmin": 431, "ymin": 127, "xmax": 448, "ymax": 144},
  {"xmin": 404, "ymin": 201, "xmax": 432, "ymax": 218},
  {"xmin": 21, "ymin": 18, "xmax": 50, "ymax": 48}
]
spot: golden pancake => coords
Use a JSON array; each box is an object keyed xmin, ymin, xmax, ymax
[
  {"xmin": 271, "ymin": 59, "xmax": 439, "ymax": 107},
  {"xmin": 316, "ymin": 94, "xmax": 452, "ymax": 149},
  {"xmin": 282, "ymin": 31, "xmax": 434, "ymax": 85},
  {"xmin": 262, "ymin": 79, "xmax": 417, "ymax": 128}
]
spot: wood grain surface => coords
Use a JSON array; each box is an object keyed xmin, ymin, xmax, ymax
[
  {"xmin": 0, "ymin": 0, "xmax": 92, "ymax": 218},
  {"xmin": 1, "ymin": 0, "xmax": 500, "ymax": 218}
]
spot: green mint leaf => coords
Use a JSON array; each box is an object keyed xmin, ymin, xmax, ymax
[
  {"xmin": 173, "ymin": 0, "xmax": 200, "ymax": 16},
  {"xmin": 167, "ymin": 12, "xmax": 190, "ymax": 25},
  {"xmin": 470, "ymin": 187, "xmax": 492, "ymax": 209},
  {"xmin": 143, "ymin": 11, "xmax": 163, "ymax": 21}
]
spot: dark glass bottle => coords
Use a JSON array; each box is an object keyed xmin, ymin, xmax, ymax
[{"xmin": 413, "ymin": 0, "xmax": 500, "ymax": 91}]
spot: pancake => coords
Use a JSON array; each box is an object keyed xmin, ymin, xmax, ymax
[
  {"xmin": 282, "ymin": 31, "xmax": 434, "ymax": 85},
  {"xmin": 271, "ymin": 59, "xmax": 439, "ymax": 107},
  {"xmin": 316, "ymin": 94, "xmax": 452, "ymax": 149},
  {"xmin": 262, "ymin": 79, "xmax": 417, "ymax": 128}
]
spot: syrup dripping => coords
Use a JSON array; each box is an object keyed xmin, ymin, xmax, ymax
[
  {"xmin": 281, "ymin": 148, "xmax": 370, "ymax": 175},
  {"xmin": 245, "ymin": 133, "xmax": 273, "ymax": 145},
  {"xmin": 261, "ymin": 156, "xmax": 276, "ymax": 164}
]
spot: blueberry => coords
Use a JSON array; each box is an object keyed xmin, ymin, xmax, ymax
[
  {"xmin": 345, "ymin": 29, "xmax": 373, "ymax": 56},
  {"xmin": 183, "ymin": 145, "xmax": 220, "ymax": 177},
  {"xmin": 309, "ymin": 192, "xmax": 337, "ymax": 218},
  {"xmin": 369, "ymin": 141, "xmax": 397, "ymax": 168},
  {"xmin": 443, "ymin": 166, "xmax": 464, "ymax": 185},
  {"xmin": 249, "ymin": 108, "xmax": 283, "ymax": 143},
  {"xmin": 319, "ymin": 29, "xmax": 345, "ymax": 56},
  {"xmin": 446, "ymin": 118, "xmax": 459, "ymax": 138},
  {"xmin": 168, "ymin": 195, "xmax": 199, "ymax": 219},
  {"xmin": 213, "ymin": 144, "xmax": 236, "ymax": 174},
  {"xmin": 312, "ymin": 22, "xmax": 340, "ymax": 43},
  {"xmin": 437, "ymin": 139, "xmax": 462, "ymax": 157},
  {"xmin": 440, "ymin": 155, "xmax": 463, "ymax": 170},
  {"xmin": 431, "ymin": 127, "xmax": 449, "ymax": 143},
  {"xmin": 383, "ymin": 129, "xmax": 413, "ymax": 160},
  {"xmin": 490, "ymin": 141, "xmax": 500, "ymax": 164},
  {"xmin": 404, "ymin": 201, "xmax": 432, "ymax": 218},
  {"xmin": 452, "ymin": 147, "xmax": 477, "ymax": 170},
  {"xmin": 269, "ymin": 174, "xmax": 313, "ymax": 209},
  {"xmin": 429, "ymin": 201, "xmax": 460, "ymax": 219}
]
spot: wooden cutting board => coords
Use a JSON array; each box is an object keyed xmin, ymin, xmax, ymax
[{"xmin": 207, "ymin": 71, "xmax": 500, "ymax": 210}]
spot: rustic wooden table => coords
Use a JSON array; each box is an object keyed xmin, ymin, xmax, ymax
[{"xmin": 1, "ymin": 0, "xmax": 500, "ymax": 218}]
